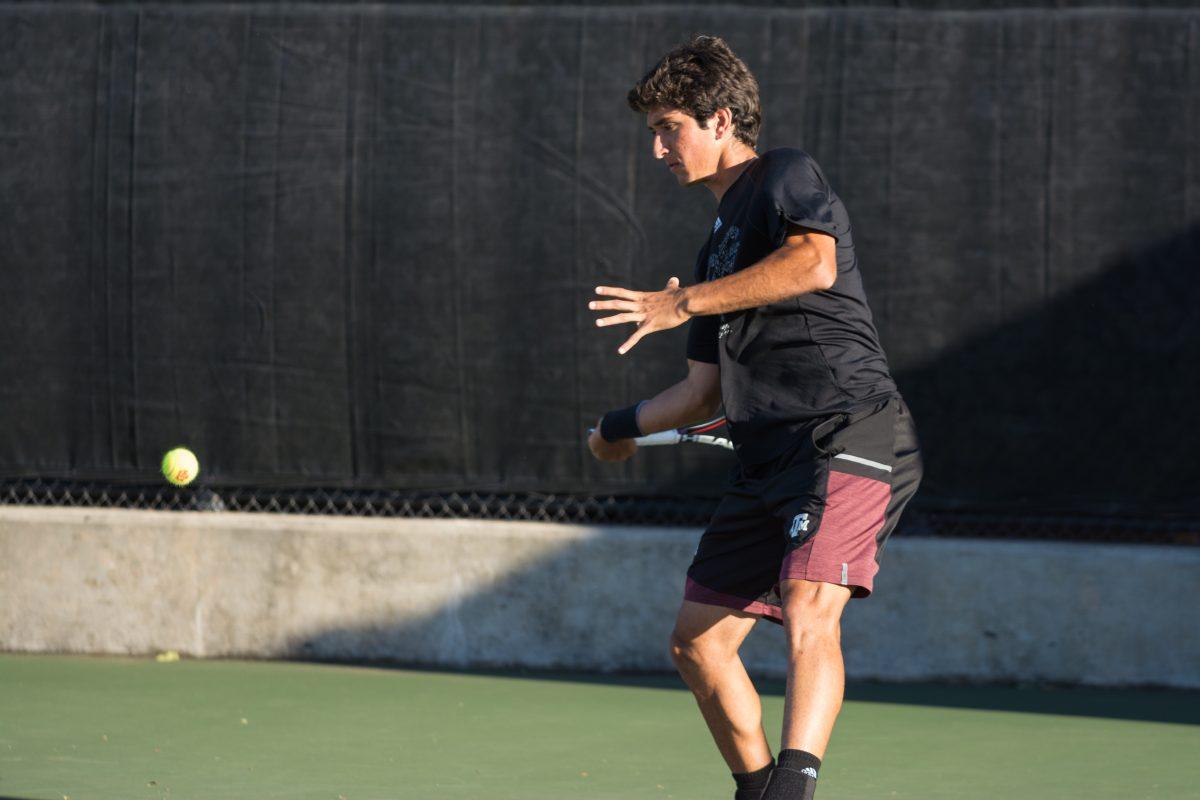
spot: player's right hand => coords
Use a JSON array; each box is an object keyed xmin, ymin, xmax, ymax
[{"xmin": 588, "ymin": 419, "xmax": 637, "ymax": 462}]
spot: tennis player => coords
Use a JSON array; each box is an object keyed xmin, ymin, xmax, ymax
[{"xmin": 587, "ymin": 36, "xmax": 922, "ymax": 800}]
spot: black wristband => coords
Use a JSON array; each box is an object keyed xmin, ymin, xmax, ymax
[{"xmin": 599, "ymin": 402, "xmax": 643, "ymax": 442}]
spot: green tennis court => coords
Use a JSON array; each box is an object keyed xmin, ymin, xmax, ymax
[{"xmin": 2, "ymin": 654, "xmax": 1196, "ymax": 800}]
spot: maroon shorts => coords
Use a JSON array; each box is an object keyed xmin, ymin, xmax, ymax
[{"xmin": 684, "ymin": 395, "xmax": 922, "ymax": 623}]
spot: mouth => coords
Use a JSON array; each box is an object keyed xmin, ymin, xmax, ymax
[{"xmin": 667, "ymin": 161, "xmax": 681, "ymax": 171}]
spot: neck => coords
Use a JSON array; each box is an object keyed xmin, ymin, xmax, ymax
[{"xmin": 704, "ymin": 144, "xmax": 759, "ymax": 201}]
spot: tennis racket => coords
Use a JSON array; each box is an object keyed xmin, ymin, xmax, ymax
[{"xmin": 633, "ymin": 417, "xmax": 733, "ymax": 450}]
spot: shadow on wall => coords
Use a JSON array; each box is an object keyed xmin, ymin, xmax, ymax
[
  {"xmin": 285, "ymin": 527, "xmax": 711, "ymax": 675},
  {"xmin": 893, "ymin": 222, "xmax": 1200, "ymax": 515},
  {"xmin": 640, "ymin": 222, "xmax": 1200, "ymax": 519}
]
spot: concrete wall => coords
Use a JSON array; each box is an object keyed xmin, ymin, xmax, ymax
[{"xmin": 1, "ymin": 507, "xmax": 1197, "ymax": 688}]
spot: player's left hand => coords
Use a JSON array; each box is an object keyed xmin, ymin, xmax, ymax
[
  {"xmin": 590, "ymin": 277, "xmax": 691, "ymax": 355},
  {"xmin": 587, "ymin": 419, "xmax": 637, "ymax": 462}
]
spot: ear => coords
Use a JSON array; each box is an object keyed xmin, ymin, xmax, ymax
[{"xmin": 713, "ymin": 108, "xmax": 735, "ymax": 141}]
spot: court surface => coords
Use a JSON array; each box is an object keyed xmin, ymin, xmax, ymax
[{"xmin": 1, "ymin": 654, "xmax": 1197, "ymax": 800}]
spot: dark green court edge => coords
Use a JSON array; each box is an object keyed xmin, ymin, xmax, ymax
[{"xmin": 1, "ymin": 655, "xmax": 1197, "ymax": 799}]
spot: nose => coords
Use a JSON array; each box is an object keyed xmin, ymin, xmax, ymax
[{"xmin": 652, "ymin": 133, "xmax": 668, "ymax": 160}]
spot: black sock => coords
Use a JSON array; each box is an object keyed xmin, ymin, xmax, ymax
[
  {"xmin": 761, "ymin": 749, "xmax": 821, "ymax": 800},
  {"xmin": 733, "ymin": 758, "xmax": 774, "ymax": 800}
]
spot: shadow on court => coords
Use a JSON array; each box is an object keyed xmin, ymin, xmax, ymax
[{"xmin": 285, "ymin": 659, "xmax": 1200, "ymax": 728}]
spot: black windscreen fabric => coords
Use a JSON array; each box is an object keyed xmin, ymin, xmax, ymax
[{"xmin": 1, "ymin": 4, "xmax": 1198, "ymax": 512}]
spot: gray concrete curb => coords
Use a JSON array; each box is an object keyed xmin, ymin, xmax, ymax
[{"xmin": 2, "ymin": 507, "xmax": 1196, "ymax": 687}]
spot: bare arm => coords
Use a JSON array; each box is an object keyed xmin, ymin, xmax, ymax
[
  {"xmin": 680, "ymin": 228, "xmax": 836, "ymax": 317},
  {"xmin": 638, "ymin": 359, "xmax": 722, "ymax": 432},
  {"xmin": 588, "ymin": 360, "xmax": 720, "ymax": 462},
  {"xmin": 591, "ymin": 227, "xmax": 837, "ymax": 354}
]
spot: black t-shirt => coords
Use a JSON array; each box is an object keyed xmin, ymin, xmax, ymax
[{"xmin": 686, "ymin": 148, "xmax": 897, "ymax": 464}]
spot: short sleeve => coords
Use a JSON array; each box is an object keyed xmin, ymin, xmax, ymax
[
  {"xmin": 763, "ymin": 150, "xmax": 843, "ymax": 247},
  {"xmin": 686, "ymin": 315, "xmax": 720, "ymax": 364}
]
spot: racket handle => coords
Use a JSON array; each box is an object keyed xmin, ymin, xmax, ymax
[
  {"xmin": 587, "ymin": 427, "xmax": 680, "ymax": 446},
  {"xmin": 632, "ymin": 430, "xmax": 683, "ymax": 447}
]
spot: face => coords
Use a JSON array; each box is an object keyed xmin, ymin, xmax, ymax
[{"xmin": 646, "ymin": 107, "xmax": 725, "ymax": 185}]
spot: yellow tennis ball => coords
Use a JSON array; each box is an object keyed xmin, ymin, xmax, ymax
[{"xmin": 161, "ymin": 447, "xmax": 199, "ymax": 487}]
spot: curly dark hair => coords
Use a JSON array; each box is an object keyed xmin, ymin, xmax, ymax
[{"xmin": 627, "ymin": 35, "xmax": 762, "ymax": 148}]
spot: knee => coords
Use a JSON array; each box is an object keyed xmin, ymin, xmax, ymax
[
  {"xmin": 669, "ymin": 629, "xmax": 725, "ymax": 675},
  {"xmin": 668, "ymin": 629, "xmax": 700, "ymax": 671},
  {"xmin": 782, "ymin": 600, "xmax": 843, "ymax": 653}
]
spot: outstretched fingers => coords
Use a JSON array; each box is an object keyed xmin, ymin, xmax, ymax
[
  {"xmin": 590, "ymin": 277, "xmax": 687, "ymax": 355},
  {"xmin": 588, "ymin": 298, "xmax": 640, "ymax": 312},
  {"xmin": 594, "ymin": 285, "xmax": 641, "ymax": 301},
  {"xmin": 618, "ymin": 324, "xmax": 653, "ymax": 355},
  {"xmin": 595, "ymin": 311, "xmax": 645, "ymax": 328}
]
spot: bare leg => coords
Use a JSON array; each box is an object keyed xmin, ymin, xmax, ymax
[
  {"xmin": 670, "ymin": 600, "xmax": 774, "ymax": 772},
  {"xmin": 778, "ymin": 579, "xmax": 853, "ymax": 758}
]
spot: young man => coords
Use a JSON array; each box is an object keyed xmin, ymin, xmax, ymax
[{"xmin": 587, "ymin": 36, "xmax": 922, "ymax": 800}]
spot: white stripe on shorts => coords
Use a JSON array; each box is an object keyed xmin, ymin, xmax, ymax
[{"xmin": 833, "ymin": 453, "xmax": 893, "ymax": 473}]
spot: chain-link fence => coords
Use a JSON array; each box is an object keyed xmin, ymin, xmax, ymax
[
  {"xmin": 2, "ymin": 478, "xmax": 1197, "ymax": 545},
  {"xmin": 0, "ymin": 478, "xmax": 715, "ymax": 526}
]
